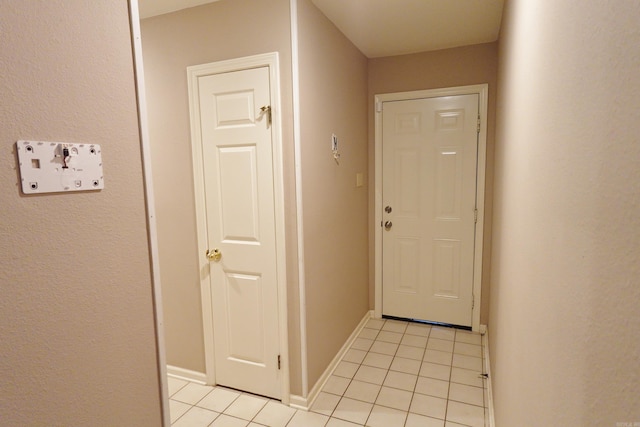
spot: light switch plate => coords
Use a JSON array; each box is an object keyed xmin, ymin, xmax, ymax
[{"xmin": 16, "ymin": 140, "xmax": 104, "ymax": 194}]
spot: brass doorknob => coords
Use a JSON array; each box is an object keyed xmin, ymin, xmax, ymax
[
  {"xmin": 206, "ymin": 248, "xmax": 222, "ymax": 262},
  {"xmin": 384, "ymin": 221, "xmax": 393, "ymax": 230}
]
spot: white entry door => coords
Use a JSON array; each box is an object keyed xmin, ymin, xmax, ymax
[
  {"xmin": 197, "ymin": 66, "xmax": 281, "ymax": 399},
  {"xmin": 381, "ymin": 94, "xmax": 479, "ymax": 327}
]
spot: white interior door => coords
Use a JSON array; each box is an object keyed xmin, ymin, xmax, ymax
[
  {"xmin": 198, "ymin": 66, "xmax": 281, "ymax": 399},
  {"xmin": 381, "ymin": 94, "xmax": 479, "ymax": 327}
]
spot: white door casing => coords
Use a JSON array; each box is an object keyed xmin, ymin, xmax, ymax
[
  {"xmin": 188, "ymin": 53, "xmax": 288, "ymax": 401},
  {"xmin": 374, "ymin": 85, "xmax": 488, "ymax": 331}
]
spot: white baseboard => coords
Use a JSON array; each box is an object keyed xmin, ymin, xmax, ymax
[
  {"xmin": 290, "ymin": 310, "xmax": 373, "ymax": 410},
  {"xmin": 482, "ymin": 326, "xmax": 496, "ymax": 427},
  {"xmin": 167, "ymin": 365, "xmax": 208, "ymax": 385},
  {"xmin": 288, "ymin": 394, "xmax": 308, "ymax": 410}
]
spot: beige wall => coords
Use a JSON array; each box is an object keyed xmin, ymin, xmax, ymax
[
  {"xmin": 368, "ymin": 43, "xmax": 499, "ymax": 324},
  {"xmin": 140, "ymin": 0, "xmax": 302, "ymax": 391},
  {"xmin": 490, "ymin": 0, "xmax": 640, "ymax": 425},
  {"xmin": 297, "ymin": 0, "xmax": 370, "ymax": 390},
  {"xmin": 0, "ymin": 1, "xmax": 162, "ymax": 425}
]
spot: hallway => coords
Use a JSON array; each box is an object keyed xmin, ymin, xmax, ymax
[{"xmin": 169, "ymin": 318, "xmax": 487, "ymax": 427}]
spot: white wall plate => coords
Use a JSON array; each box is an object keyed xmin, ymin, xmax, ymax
[{"xmin": 16, "ymin": 140, "xmax": 104, "ymax": 194}]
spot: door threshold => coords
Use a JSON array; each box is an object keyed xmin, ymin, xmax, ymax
[
  {"xmin": 215, "ymin": 384, "xmax": 283, "ymax": 403},
  {"xmin": 382, "ymin": 315, "xmax": 472, "ymax": 331}
]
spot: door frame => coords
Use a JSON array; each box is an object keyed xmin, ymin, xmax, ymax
[
  {"xmin": 374, "ymin": 84, "xmax": 488, "ymax": 332},
  {"xmin": 187, "ymin": 52, "xmax": 290, "ymax": 403}
]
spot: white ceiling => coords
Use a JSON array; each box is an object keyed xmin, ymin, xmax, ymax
[{"xmin": 138, "ymin": 0, "xmax": 504, "ymax": 58}]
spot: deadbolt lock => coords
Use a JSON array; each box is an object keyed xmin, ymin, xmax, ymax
[
  {"xmin": 385, "ymin": 205, "xmax": 392, "ymax": 213},
  {"xmin": 260, "ymin": 105, "xmax": 272, "ymax": 126}
]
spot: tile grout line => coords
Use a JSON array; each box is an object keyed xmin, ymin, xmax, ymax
[
  {"xmin": 169, "ymin": 320, "xmax": 486, "ymax": 427},
  {"xmin": 402, "ymin": 324, "xmax": 431, "ymax": 427}
]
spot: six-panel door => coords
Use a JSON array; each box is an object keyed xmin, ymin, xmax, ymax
[
  {"xmin": 382, "ymin": 94, "xmax": 479, "ymax": 327},
  {"xmin": 198, "ymin": 66, "xmax": 281, "ymax": 399}
]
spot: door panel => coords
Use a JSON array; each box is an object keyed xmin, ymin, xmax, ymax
[
  {"xmin": 382, "ymin": 94, "xmax": 478, "ymax": 327},
  {"xmin": 198, "ymin": 66, "xmax": 281, "ymax": 399}
]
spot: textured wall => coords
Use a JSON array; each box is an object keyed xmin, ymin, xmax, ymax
[
  {"xmin": 368, "ymin": 43, "xmax": 499, "ymax": 325},
  {"xmin": 297, "ymin": 0, "xmax": 370, "ymax": 391},
  {"xmin": 0, "ymin": 1, "xmax": 162, "ymax": 425},
  {"xmin": 140, "ymin": 0, "xmax": 301, "ymax": 392},
  {"xmin": 490, "ymin": 0, "xmax": 640, "ymax": 425}
]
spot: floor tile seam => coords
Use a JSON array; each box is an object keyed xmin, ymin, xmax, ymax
[
  {"xmin": 323, "ymin": 369, "xmax": 358, "ymax": 420},
  {"xmin": 397, "ymin": 341, "xmax": 429, "ymax": 349},
  {"xmin": 219, "ymin": 412, "xmax": 260, "ymax": 425},
  {"xmin": 169, "ymin": 399, "xmax": 192, "ymax": 426},
  {"xmin": 204, "ymin": 386, "xmax": 274, "ymax": 423},
  {"xmin": 388, "ymin": 365, "xmax": 421, "ymax": 376},
  {"xmin": 222, "ymin": 404, "xmax": 265, "ymax": 423},
  {"xmin": 388, "ymin": 351, "xmax": 420, "ymax": 426},
  {"xmin": 449, "ymin": 379, "xmax": 484, "ymax": 389},
  {"xmin": 412, "ymin": 389, "xmax": 448, "ymax": 400},
  {"xmin": 358, "ymin": 350, "xmax": 399, "ymax": 415},
  {"xmin": 363, "ymin": 403, "xmax": 409, "ymax": 427},
  {"xmin": 172, "ymin": 383, "xmax": 216, "ymax": 406},
  {"xmin": 424, "ymin": 347, "xmax": 455, "ymax": 355},
  {"xmin": 169, "ymin": 381, "xmax": 189, "ymax": 398},
  {"xmin": 331, "ymin": 396, "xmax": 375, "ymax": 425},
  {"xmin": 193, "ymin": 388, "xmax": 242, "ymax": 413},
  {"xmin": 171, "ymin": 401, "xmax": 223, "ymax": 426},
  {"xmin": 452, "ymin": 352, "xmax": 484, "ymax": 359},
  {"xmin": 405, "ymin": 395, "xmax": 447, "ymax": 420},
  {"xmin": 430, "ymin": 338, "xmax": 455, "ymax": 343},
  {"xmin": 452, "ymin": 351, "xmax": 483, "ymax": 359},
  {"xmin": 453, "ymin": 340, "xmax": 482, "ymax": 347},
  {"xmin": 404, "ymin": 331, "xmax": 431, "ymax": 337},
  {"xmin": 447, "ymin": 395, "xmax": 486, "ymax": 408},
  {"xmin": 371, "ymin": 392, "xmax": 412, "ymax": 413},
  {"xmin": 421, "ymin": 358, "xmax": 453, "ymax": 368}
]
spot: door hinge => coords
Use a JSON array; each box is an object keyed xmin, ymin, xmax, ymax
[
  {"xmin": 477, "ymin": 115, "xmax": 481, "ymax": 133},
  {"xmin": 472, "ymin": 293, "xmax": 475, "ymax": 309},
  {"xmin": 277, "ymin": 355, "xmax": 281, "ymax": 370},
  {"xmin": 474, "ymin": 209, "xmax": 478, "ymax": 223}
]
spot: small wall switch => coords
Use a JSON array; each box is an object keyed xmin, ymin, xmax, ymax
[{"xmin": 356, "ymin": 172, "xmax": 364, "ymax": 187}]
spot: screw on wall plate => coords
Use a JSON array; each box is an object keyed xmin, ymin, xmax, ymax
[
  {"xmin": 26, "ymin": 145, "xmax": 33, "ymax": 152},
  {"xmin": 30, "ymin": 182, "xmax": 38, "ymax": 190},
  {"xmin": 92, "ymin": 180, "xmax": 99, "ymax": 187}
]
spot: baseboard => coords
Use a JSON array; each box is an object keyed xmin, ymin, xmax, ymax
[
  {"xmin": 167, "ymin": 365, "xmax": 208, "ymax": 385},
  {"xmin": 288, "ymin": 394, "xmax": 308, "ymax": 410},
  {"xmin": 290, "ymin": 310, "xmax": 374, "ymax": 410},
  {"xmin": 482, "ymin": 326, "xmax": 496, "ymax": 427}
]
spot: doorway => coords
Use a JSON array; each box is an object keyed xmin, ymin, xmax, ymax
[
  {"xmin": 187, "ymin": 53, "xmax": 289, "ymax": 400},
  {"xmin": 374, "ymin": 85, "xmax": 488, "ymax": 331}
]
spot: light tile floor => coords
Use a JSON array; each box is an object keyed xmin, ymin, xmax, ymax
[{"xmin": 168, "ymin": 318, "xmax": 489, "ymax": 427}]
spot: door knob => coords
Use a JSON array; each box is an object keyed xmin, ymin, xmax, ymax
[
  {"xmin": 384, "ymin": 221, "xmax": 393, "ymax": 230},
  {"xmin": 206, "ymin": 248, "xmax": 222, "ymax": 262}
]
